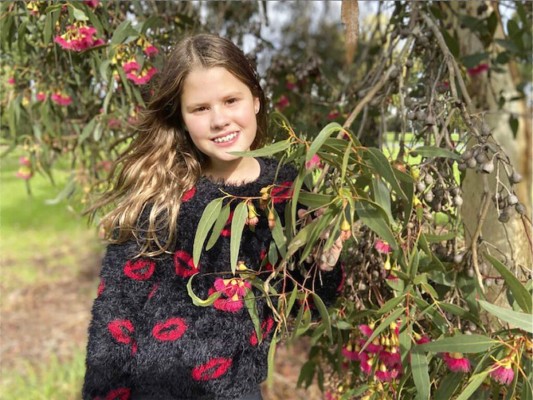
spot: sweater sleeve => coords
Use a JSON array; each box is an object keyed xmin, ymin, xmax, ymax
[{"xmin": 82, "ymin": 240, "xmax": 158, "ymax": 399}]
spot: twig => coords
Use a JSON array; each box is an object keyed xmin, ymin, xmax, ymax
[{"xmin": 470, "ymin": 178, "xmax": 492, "ymax": 294}]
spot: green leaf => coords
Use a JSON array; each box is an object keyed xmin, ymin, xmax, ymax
[
  {"xmin": 270, "ymin": 208, "xmax": 286, "ymax": 258},
  {"xmin": 297, "ymin": 192, "xmax": 335, "ymax": 209},
  {"xmin": 297, "ymin": 360, "xmax": 316, "ymax": 388},
  {"xmin": 72, "ymin": 7, "xmax": 88, "ymax": 21},
  {"xmin": 416, "ymin": 334, "xmax": 495, "ymax": 353},
  {"xmin": 478, "ymin": 300, "xmax": 533, "ymax": 333},
  {"xmin": 411, "ymin": 146, "xmax": 461, "ymax": 161},
  {"xmin": 193, "ymin": 198, "xmax": 223, "ymax": 266},
  {"xmin": 361, "ymin": 308, "xmax": 404, "ymax": 352},
  {"xmin": 411, "ymin": 349, "xmax": 430, "ymax": 400},
  {"xmin": 461, "ymin": 52, "xmax": 489, "ymax": 69},
  {"xmin": 230, "ymin": 201, "xmax": 248, "ymax": 274},
  {"xmin": 186, "ymin": 274, "xmax": 221, "ymax": 306},
  {"xmin": 110, "ymin": 20, "xmax": 137, "ymax": 45},
  {"xmin": 266, "ymin": 334, "xmax": 278, "ymax": 388},
  {"xmin": 312, "ymin": 293, "xmax": 332, "ymax": 342},
  {"xmin": 434, "ymin": 372, "xmax": 463, "ymax": 400},
  {"xmin": 354, "ymin": 200, "xmax": 397, "ymax": 249},
  {"xmin": 229, "ymin": 139, "xmax": 291, "ymax": 157},
  {"xmin": 455, "ymin": 371, "xmax": 490, "ymax": 400},
  {"xmin": 441, "ymin": 29, "xmax": 460, "ymax": 58},
  {"xmin": 372, "ymin": 177, "xmax": 393, "ymax": 225},
  {"xmin": 206, "ymin": 204, "xmax": 230, "ymax": 250},
  {"xmin": 286, "ymin": 217, "xmax": 318, "ymax": 259},
  {"xmin": 306, "ymin": 122, "xmax": 344, "ymax": 163},
  {"xmin": 377, "ymin": 294, "xmax": 405, "ymax": 315},
  {"xmin": 364, "ymin": 148, "xmax": 407, "ymax": 201},
  {"xmin": 484, "ymin": 253, "xmax": 532, "ymax": 313},
  {"xmin": 244, "ymin": 290, "xmax": 262, "ymax": 343}
]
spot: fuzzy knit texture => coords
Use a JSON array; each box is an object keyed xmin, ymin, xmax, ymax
[{"xmin": 83, "ymin": 157, "xmax": 343, "ymax": 400}]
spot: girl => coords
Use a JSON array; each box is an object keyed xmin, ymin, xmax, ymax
[{"xmin": 83, "ymin": 33, "xmax": 343, "ymax": 400}]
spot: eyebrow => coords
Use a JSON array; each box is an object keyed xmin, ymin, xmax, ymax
[{"xmin": 183, "ymin": 92, "xmax": 245, "ymax": 110}]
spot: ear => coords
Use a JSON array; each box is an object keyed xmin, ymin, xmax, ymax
[{"xmin": 254, "ymin": 97, "xmax": 260, "ymax": 114}]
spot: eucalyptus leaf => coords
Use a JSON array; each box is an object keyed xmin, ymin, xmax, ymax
[
  {"xmin": 230, "ymin": 202, "xmax": 248, "ymax": 274},
  {"xmin": 193, "ymin": 198, "xmax": 223, "ymax": 266},
  {"xmin": 416, "ymin": 333, "xmax": 495, "ymax": 353},
  {"xmin": 411, "ymin": 349, "xmax": 430, "ymax": 400},
  {"xmin": 478, "ymin": 300, "xmax": 533, "ymax": 333}
]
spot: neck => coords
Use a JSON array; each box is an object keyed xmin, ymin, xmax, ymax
[{"xmin": 204, "ymin": 157, "xmax": 260, "ymax": 184}]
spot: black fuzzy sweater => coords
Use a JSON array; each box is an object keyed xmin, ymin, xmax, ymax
[{"xmin": 83, "ymin": 157, "xmax": 342, "ymax": 400}]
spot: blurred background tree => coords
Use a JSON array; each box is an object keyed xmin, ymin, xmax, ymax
[{"xmin": 1, "ymin": 1, "xmax": 531, "ymax": 399}]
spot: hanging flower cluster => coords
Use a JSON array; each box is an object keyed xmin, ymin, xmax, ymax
[
  {"xmin": 442, "ymin": 352, "xmax": 471, "ymax": 373},
  {"xmin": 489, "ymin": 358, "xmax": 514, "ymax": 385},
  {"xmin": 54, "ymin": 23, "xmax": 104, "ymax": 52},
  {"xmin": 16, "ymin": 156, "xmax": 33, "ymax": 180},
  {"xmin": 342, "ymin": 321, "xmax": 403, "ymax": 382},
  {"xmin": 209, "ymin": 277, "xmax": 251, "ymax": 313},
  {"xmin": 51, "ymin": 92, "xmax": 72, "ymax": 106}
]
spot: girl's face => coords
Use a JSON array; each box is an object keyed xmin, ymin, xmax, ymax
[{"xmin": 180, "ymin": 66, "xmax": 260, "ymax": 172}]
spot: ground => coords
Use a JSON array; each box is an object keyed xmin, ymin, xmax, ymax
[{"xmin": 0, "ymin": 240, "xmax": 323, "ymax": 400}]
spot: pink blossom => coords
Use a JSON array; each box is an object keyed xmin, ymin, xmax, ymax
[
  {"xmin": 374, "ymin": 239, "xmax": 392, "ymax": 254},
  {"xmin": 54, "ymin": 24, "xmax": 104, "ymax": 52},
  {"xmin": 122, "ymin": 60, "xmax": 140, "ymax": 74},
  {"xmin": 213, "ymin": 278, "xmax": 250, "ymax": 297},
  {"xmin": 19, "ymin": 156, "xmax": 31, "ymax": 166},
  {"xmin": 285, "ymin": 81, "xmax": 296, "ymax": 91},
  {"xmin": 358, "ymin": 352, "xmax": 373, "ymax": 375},
  {"xmin": 84, "ymin": 0, "xmax": 100, "ymax": 7},
  {"xmin": 16, "ymin": 166, "xmax": 32, "ymax": 180},
  {"xmin": 341, "ymin": 345, "xmax": 360, "ymax": 361},
  {"xmin": 143, "ymin": 45, "xmax": 159, "ymax": 57},
  {"xmin": 467, "ymin": 63, "xmax": 489, "ymax": 77},
  {"xmin": 275, "ymin": 95, "xmax": 290, "ymax": 111},
  {"xmin": 490, "ymin": 361, "xmax": 514, "ymax": 385},
  {"xmin": 51, "ymin": 92, "xmax": 72, "ymax": 106},
  {"xmin": 36, "ymin": 92, "xmax": 46, "ymax": 102},
  {"xmin": 380, "ymin": 349, "xmax": 401, "ymax": 368},
  {"xmin": 443, "ymin": 352, "xmax": 471, "ymax": 373},
  {"xmin": 126, "ymin": 66, "xmax": 157, "ymax": 85},
  {"xmin": 305, "ymin": 154, "xmax": 321, "ymax": 170},
  {"xmin": 7, "ymin": 77, "xmax": 15, "ymax": 85},
  {"xmin": 415, "ymin": 335, "xmax": 430, "ymax": 345},
  {"xmin": 107, "ymin": 118, "xmax": 121, "ymax": 129}
]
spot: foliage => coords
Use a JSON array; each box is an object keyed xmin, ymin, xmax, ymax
[{"xmin": 1, "ymin": 1, "xmax": 532, "ymax": 399}]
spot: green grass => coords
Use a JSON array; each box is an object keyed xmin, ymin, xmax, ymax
[
  {"xmin": 1, "ymin": 148, "xmax": 96, "ymax": 398},
  {"xmin": 0, "ymin": 350, "xmax": 86, "ymax": 400}
]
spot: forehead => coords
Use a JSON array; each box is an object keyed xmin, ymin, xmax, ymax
[{"xmin": 181, "ymin": 66, "xmax": 251, "ymax": 100}]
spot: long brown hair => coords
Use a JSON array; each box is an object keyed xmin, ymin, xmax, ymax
[{"xmin": 87, "ymin": 33, "xmax": 268, "ymax": 256}]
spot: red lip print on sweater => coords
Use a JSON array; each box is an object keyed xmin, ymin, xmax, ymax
[
  {"xmin": 191, "ymin": 357, "xmax": 233, "ymax": 381},
  {"xmin": 108, "ymin": 319, "xmax": 137, "ymax": 355},
  {"xmin": 270, "ymin": 181, "xmax": 293, "ymax": 203},
  {"xmin": 152, "ymin": 317, "xmax": 187, "ymax": 341},
  {"xmin": 123, "ymin": 259, "xmax": 155, "ymax": 280},
  {"xmin": 174, "ymin": 250, "xmax": 199, "ymax": 278},
  {"xmin": 182, "ymin": 186, "xmax": 196, "ymax": 202},
  {"xmin": 95, "ymin": 387, "xmax": 131, "ymax": 400},
  {"xmin": 249, "ymin": 316, "xmax": 275, "ymax": 346}
]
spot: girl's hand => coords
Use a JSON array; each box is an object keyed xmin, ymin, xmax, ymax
[{"xmin": 297, "ymin": 208, "xmax": 344, "ymax": 272}]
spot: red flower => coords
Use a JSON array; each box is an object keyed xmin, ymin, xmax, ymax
[
  {"xmin": 51, "ymin": 92, "xmax": 72, "ymax": 106},
  {"xmin": 152, "ymin": 317, "xmax": 187, "ymax": 341},
  {"xmin": 122, "ymin": 60, "xmax": 140, "ymax": 74},
  {"xmin": 174, "ymin": 250, "xmax": 199, "ymax": 278},
  {"xmin": 490, "ymin": 360, "xmax": 514, "ymax": 385},
  {"xmin": 16, "ymin": 166, "xmax": 32, "ymax": 180},
  {"xmin": 84, "ymin": 0, "xmax": 100, "ymax": 7},
  {"xmin": 54, "ymin": 24, "xmax": 104, "ymax": 52},
  {"xmin": 327, "ymin": 110, "xmax": 340, "ymax": 120},
  {"xmin": 275, "ymin": 95, "xmax": 290, "ymax": 111},
  {"xmin": 443, "ymin": 352, "xmax": 471, "ymax": 373},
  {"xmin": 305, "ymin": 154, "xmax": 321, "ymax": 170},
  {"xmin": 36, "ymin": 91, "xmax": 46, "ymax": 102},
  {"xmin": 125, "ymin": 65, "xmax": 157, "ymax": 85},
  {"xmin": 341, "ymin": 344, "xmax": 360, "ymax": 361},
  {"xmin": 143, "ymin": 44, "xmax": 158, "ymax": 57},
  {"xmin": 467, "ymin": 63, "xmax": 489, "ymax": 77},
  {"xmin": 374, "ymin": 239, "xmax": 392, "ymax": 254},
  {"xmin": 192, "ymin": 357, "xmax": 232, "ymax": 381},
  {"xmin": 211, "ymin": 278, "xmax": 251, "ymax": 313},
  {"xmin": 7, "ymin": 77, "xmax": 15, "ymax": 85},
  {"xmin": 221, "ymin": 211, "xmax": 233, "ymax": 237}
]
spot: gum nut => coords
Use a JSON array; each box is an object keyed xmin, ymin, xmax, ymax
[
  {"xmin": 407, "ymin": 111, "xmax": 416, "ymax": 120},
  {"xmin": 481, "ymin": 124, "xmax": 491, "ymax": 136},
  {"xmin": 425, "ymin": 115, "xmax": 436, "ymax": 125},
  {"xmin": 424, "ymin": 174, "xmax": 434, "ymax": 185},
  {"xmin": 461, "ymin": 149, "xmax": 473, "ymax": 161},
  {"xmin": 481, "ymin": 161, "xmax": 494, "ymax": 174},
  {"xmin": 458, "ymin": 162, "xmax": 467, "ymax": 172},
  {"xmin": 424, "ymin": 191, "xmax": 434, "ymax": 202},
  {"xmin": 453, "ymin": 253, "xmax": 464, "ymax": 264},
  {"xmin": 515, "ymin": 203, "xmax": 526, "ymax": 215},
  {"xmin": 453, "ymin": 195, "xmax": 463, "ymax": 206},
  {"xmin": 475, "ymin": 152, "xmax": 488, "ymax": 164},
  {"xmin": 405, "ymin": 59, "xmax": 413, "ymax": 68},
  {"xmin": 466, "ymin": 268, "xmax": 475, "ymax": 277},
  {"xmin": 508, "ymin": 194, "xmax": 518, "ymax": 205},
  {"xmin": 498, "ymin": 211, "xmax": 510, "ymax": 223},
  {"xmin": 466, "ymin": 158, "xmax": 477, "ymax": 168},
  {"xmin": 468, "ymin": 322, "xmax": 476, "ymax": 331},
  {"xmin": 416, "ymin": 110, "xmax": 427, "ymax": 120},
  {"xmin": 509, "ymin": 171, "xmax": 523, "ymax": 184},
  {"xmin": 358, "ymin": 282, "xmax": 367, "ymax": 291},
  {"xmin": 416, "ymin": 182, "xmax": 426, "ymax": 192},
  {"xmin": 451, "ymin": 187, "xmax": 461, "ymax": 196}
]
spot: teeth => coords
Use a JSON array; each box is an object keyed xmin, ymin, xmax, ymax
[{"xmin": 213, "ymin": 132, "xmax": 237, "ymax": 143}]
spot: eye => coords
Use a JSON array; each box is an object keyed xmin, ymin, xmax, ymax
[
  {"xmin": 226, "ymin": 97, "xmax": 239, "ymax": 105},
  {"xmin": 194, "ymin": 106, "xmax": 208, "ymax": 113}
]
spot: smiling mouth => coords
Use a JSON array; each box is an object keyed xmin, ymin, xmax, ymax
[{"xmin": 212, "ymin": 132, "xmax": 238, "ymax": 143}]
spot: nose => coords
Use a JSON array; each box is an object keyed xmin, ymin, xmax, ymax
[{"xmin": 210, "ymin": 106, "xmax": 230, "ymax": 130}]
